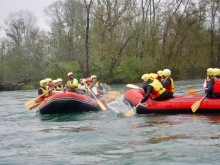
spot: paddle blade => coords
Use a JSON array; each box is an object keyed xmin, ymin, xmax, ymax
[
  {"xmin": 188, "ymin": 89, "xmax": 198, "ymax": 94},
  {"xmin": 191, "ymin": 100, "xmax": 201, "ymax": 113},
  {"xmin": 95, "ymin": 98, "xmax": 107, "ymax": 110},
  {"xmin": 24, "ymin": 99, "xmax": 36, "ymax": 109},
  {"xmin": 29, "ymin": 102, "xmax": 41, "ymax": 110},
  {"xmin": 122, "ymin": 107, "xmax": 136, "ymax": 117},
  {"xmin": 126, "ymin": 84, "xmax": 141, "ymax": 89}
]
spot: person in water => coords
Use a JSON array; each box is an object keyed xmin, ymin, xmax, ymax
[{"xmin": 140, "ymin": 74, "xmax": 170, "ymax": 103}]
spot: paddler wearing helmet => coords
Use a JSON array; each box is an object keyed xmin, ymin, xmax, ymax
[
  {"xmin": 161, "ymin": 69, "xmax": 174, "ymax": 98},
  {"xmin": 203, "ymin": 68, "xmax": 213, "ymax": 90},
  {"xmin": 140, "ymin": 74, "xmax": 169, "ymax": 103},
  {"xmin": 206, "ymin": 68, "xmax": 220, "ymax": 98},
  {"xmin": 65, "ymin": 72, "xmax": 79, "ymax": 93}
]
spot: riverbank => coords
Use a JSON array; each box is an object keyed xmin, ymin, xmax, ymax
[{"xmin": 0, "ymin": 83, "xmax": 24, "ymax": 91}]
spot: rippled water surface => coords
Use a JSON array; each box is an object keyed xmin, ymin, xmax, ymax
[{"xmin": 1, "ymin": 79, "xmax": 220, "ymax": 165}]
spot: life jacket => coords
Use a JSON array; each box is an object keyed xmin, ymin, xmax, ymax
[
  {"xmin": 86, "ymin": 84, "xmax": 93, "ymax": 94},
  {"xmin": 40, "ymin": 87, "xmax": 50, "ymax": 98},
  {"xmin": 149, "ymin": 79, "xmax": 166, "ymax": 98},
  {"xmin": 67, "ymin": 78, "xmax": 78, "ymax": 92},
  {"xmin": 56, "ymin": 85, "xmax": 64, "ymax": 91},
  {"xmin": 164, "ymin": 77, "xmax": 174, "ymax": 93},
  {"xmin": 212, "ymin": 77, "xmax": 220, "ymax": 93}
]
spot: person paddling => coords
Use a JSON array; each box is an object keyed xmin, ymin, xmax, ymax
[
  {"xmin": 140, "ymin": 74, "xmax": 169, "ymax": 103},
  {"xmin": 161, "ymin": 69, "xmax": 174, "ymax": 98},
  {"xmin": 203, "ymin": 68, "xmax": 213, "ymax": 91},
  {"xmin": 206, "ymin": 68, "xmax": 220, "ymax": 98},
  {"xmin": 65, "ymin": 72, "xmax": 79, "ymax": 93},
  {"xmin": 37, "ymin": 79, "xmax": 51, "ymax": 103},
  {"xmin": 91, "ymin": 75, "xmax": 105, "ymax": 95}
]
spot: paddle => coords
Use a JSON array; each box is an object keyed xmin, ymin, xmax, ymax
[
  {"xmin": 126, "ymin": 84, "xmax": 141, "ymax": 89},
  {"xmin": 191, "ymin": 94, "xmax": 207, "ymax": 113},
  {"xmin": 122, "ymin": 102, "xmax": 141, "ymax": 117},
  {"xmin": 188, "ymin": 89, "xmax": 204, "ymax": 94},
  {"xmin": 24, "ymin": 89, "xmax": 51, "ymax": 109},
  {"xmin": 85, "ymin": 85, "xmax": 107, "ymax": 110}
]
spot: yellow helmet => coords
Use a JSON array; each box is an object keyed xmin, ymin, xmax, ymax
[
  {"xmin": 207, "ymin": 68, "xmax": 214, "ymax": 76},
  {"xmin": 45, "ymin": 78, "xmax": 52, "ymax": 83},
  {"xmin": 141, "ymin": 74, "xmax": 151, "ymax": 82},
  {"xmin": 163, "ymin": 69, "xmax": 171, "ymax": 77},
  {"xmin": 40, "ymin": 79, "xmax": 47, "ymax": 87},
  {"xmin": 68, "ymin": 72, "xmax": 73, "ymax": 76},
  {"xmin": 57, "ymin": 78, "xmax": 63, "ymax": 82},
  {"xmin": 216, "ymin": 69, "xmax": 220, "ymax": 76},
  {"xmin": 157, "ymin": 70, "xmax": 163, "ymax": 76},
  {"xmin": 213, "ymin": 68, "xmax": 219, "ymax": 76},
  {"xmin": 150, "ymin": 73, "xmax": 158, "ymax": 79}
]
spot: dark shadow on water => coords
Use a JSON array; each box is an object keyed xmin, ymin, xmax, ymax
[{"xmin": 38, "ymin": 111, "xmax": 103, "ymax": 122}]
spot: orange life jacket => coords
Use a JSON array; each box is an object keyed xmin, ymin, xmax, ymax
[{"xmin": 164, "ymin": 77, "xmax": 174, "ymax": 93}]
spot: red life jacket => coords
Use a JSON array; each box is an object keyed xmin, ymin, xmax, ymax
[
  {"xmin": 212, "ymin": 78, "xmax": 220, "ymax": 93},
  {"xmin": 164, "ymin": 77, "xmax": 174, "ymax": 93}
]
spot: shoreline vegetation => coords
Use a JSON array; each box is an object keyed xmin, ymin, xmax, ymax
[{"xmin": 0, "ymin": 1, "xmax": 219, "ymax": 88}]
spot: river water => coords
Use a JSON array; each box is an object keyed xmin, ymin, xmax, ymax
[{"xmin": 1, "ymin": 79, "xmax": 220, "ymax": 164}]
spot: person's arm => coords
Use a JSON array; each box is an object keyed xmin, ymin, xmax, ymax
[
  {"xmin": 141, "ymin": 86, "xmax": 153, "ymax": 103},
  {"xmin": 38, "ymin": 88, "xmax": 43, "ymax": 96},
  {"xmin": 203, "ymin": 79, "xmax": 207, "ymax": 88},
  {"xmin": 142, "ymin": 83, "xmax": 148, "ymax": 93},
  {"xmin": 163, "ymin": 78, "xmax": 171, "ymax": 87},
  {"xmin": 207, "ymin": 78, "xmax": 214, "ymax": 94}
]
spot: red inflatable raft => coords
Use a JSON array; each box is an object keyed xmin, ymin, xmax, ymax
[
  {"xmin": 38, "ymin": 91, "xmax": 120, "ymax": 115},
  {"xmin": 124, "ymin": 88, "xmax": 220, "ymax": 114}
]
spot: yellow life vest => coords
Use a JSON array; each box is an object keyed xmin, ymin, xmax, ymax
[
  {"xmin": 67, "ymin": 78, "xmax": 78, "ymax": 92},
  {"xmin": 149, "ymin": 79, "xmax": 166, "ymax": 98},
  {"xmin": 85, "ymin": 84, "xmax": 92, "ymax": 94},
  {"xmin": 40, "ymin": 87, "xmax": 50, "ymax": 98},
  {"xmin": 56, "ymin": 85, "xmax": 64, "ymax": 91}
]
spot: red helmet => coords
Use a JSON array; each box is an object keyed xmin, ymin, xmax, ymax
[{"xmin": 86, "ymin": 77, "xmax": 92, "ymax": 83}]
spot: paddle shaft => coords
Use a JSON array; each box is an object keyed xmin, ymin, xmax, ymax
[{"xmin": 85, "ymin": 85, "xmax": 107, "ymax": 110}]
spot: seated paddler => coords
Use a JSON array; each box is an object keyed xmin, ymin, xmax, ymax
[
  {"xmin": 140, "ymin": 74, "xmax": 170, "ymax": 103},
  {"xmin": 206, "ymin": 68, "xmax": 220, "ymax": 98}
]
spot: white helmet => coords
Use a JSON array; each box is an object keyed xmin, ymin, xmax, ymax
[
  {"xmin": 91, "ymin": 75, "xmax": 97, "ymax": 79},
  {"xmin": 57, "ymin": 78, "xmax": 63, "ymax": 82},
  {"xmin": 163, "ymin": 69, "xmax": 171, "ymax": 77}
]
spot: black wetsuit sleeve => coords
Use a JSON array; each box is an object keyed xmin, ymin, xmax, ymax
[
  {"xmin": 207, "ymin": 78, "xmax": 214, "ymax": 94},
  {"xmin": 38, "ymin": 88, "xmax": 43, "ymax": 95},
  {"xmin": 163, "ymin": 78, "xmax": 171, "ymax": 87},
  {"xmin": 142, "ymin": 86, "xmax": 153, "ymax": 102}
]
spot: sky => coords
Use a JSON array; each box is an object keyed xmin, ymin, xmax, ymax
[{"xmin": 0, "ymin": 0, "xmax": 58, "ymax": 34}]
